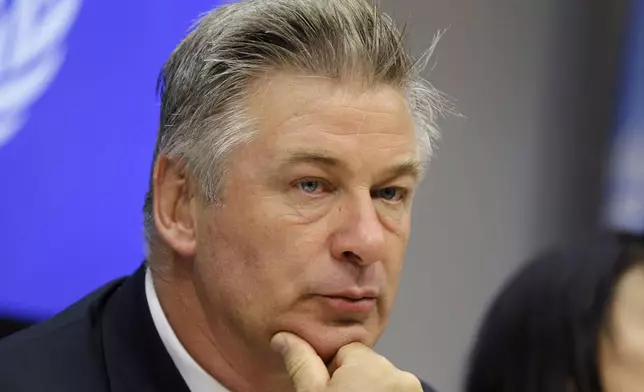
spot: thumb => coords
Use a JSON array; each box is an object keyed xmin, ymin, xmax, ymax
[{"xmin": 271, "ymin": 332, "xmax": 329, "ymax": 392}]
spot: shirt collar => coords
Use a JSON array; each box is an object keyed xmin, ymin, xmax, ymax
[{"xmin": 145, "ymin": 269, "xmax": 229, "ymax": 392}]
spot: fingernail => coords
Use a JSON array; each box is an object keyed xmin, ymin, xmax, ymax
[{"xmin": 270, "ymin": 333, "xmax": 288, "ymax": 356}]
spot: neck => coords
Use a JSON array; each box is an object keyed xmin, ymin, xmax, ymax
[{"xmin": 149, "ymin": 259, "xmax": 295, "ymax": 392}]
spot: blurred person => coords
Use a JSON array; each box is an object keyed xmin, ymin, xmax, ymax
[
  {"xmin": 464, "ymin": 233, "xmax": 644, "ymax": 392},
  {"xmin": 0, "ymin": 0, "xmax": 449, "ymax": 391}
]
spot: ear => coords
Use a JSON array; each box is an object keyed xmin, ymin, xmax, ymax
[{"xmin": 152, "ymin": 155, "xmax": 197, "ymax": 257}]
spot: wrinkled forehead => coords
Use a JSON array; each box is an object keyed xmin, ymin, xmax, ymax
[
  {"xmin": 244, "ymin": 72, "xmax": 421, "ymax": 174},
  {"xmin": 248, "ymin": 73, "xmax": 414, "ymax": 127}
]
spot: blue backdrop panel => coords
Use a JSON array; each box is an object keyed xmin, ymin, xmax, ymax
[
  {"xmin": 604, "ymin": 0, "xmax": 644, "ymax": 234},
  {"xmin": 0, "ymin": 0, "xmax": 227, "ymax": 318}
]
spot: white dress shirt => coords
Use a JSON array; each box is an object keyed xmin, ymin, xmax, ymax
[{"xmin": 145, "ymin": 269, "xmax": 230, "ymax": 392}]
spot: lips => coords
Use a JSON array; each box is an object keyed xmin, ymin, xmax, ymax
[
  {"xmin": 315, "ymin": 288, "xmax": 379, "ymax": 315},
  {"xmin": 321, "ymin": 288, "xmax": 379, "ymax": 301}
]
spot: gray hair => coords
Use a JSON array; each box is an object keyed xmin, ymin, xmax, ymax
[{"xmin": 143, "ymin": 0, "xmax": 449, "ymax": 247}]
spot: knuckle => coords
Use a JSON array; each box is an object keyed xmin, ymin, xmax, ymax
[
  {"xmin": 369, "ymin": 353, "xmax": 393, "ymax": 368},
  {"xmin": 286, "ymin": 356, "xmax": 310, "ymax": 379},
  {"xmin": 336, "ymin": 342, "xmax": 363, "ymax": 356},
  {"xmin": 334, "ymin": 342, "xmax": 367, "ymax": 364},
  {"xmin": 394, "ymin": 371, "xmax": 422, "ymax": 391}
]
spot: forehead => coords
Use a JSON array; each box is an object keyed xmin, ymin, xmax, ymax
[{"xmin": 244, "ymin": 72, "xmax": 418, "ymax": 164}]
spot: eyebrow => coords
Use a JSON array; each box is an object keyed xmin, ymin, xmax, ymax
[
  {"xmin": 278, "ymin": 150, "xmax": 423, "ymax": 181},
  {"xmin": 382, "ymin": 157, "xmax": 423, "ymax": 182}
]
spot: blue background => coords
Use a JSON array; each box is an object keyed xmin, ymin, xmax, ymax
[
  {"xmin": 0, "ymin": 0, "xmax": 225, "ymax": 318},
  {"xmin": 604, "ymin": 0, "xmax": 644, "ymax": 234}
]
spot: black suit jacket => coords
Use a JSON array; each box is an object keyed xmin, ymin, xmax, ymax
[
  {"xmin": 0, "ymin": 318, "xmax": 32, "ymax": 340},
  {"xmin": 0, "ymin": 265, "xmax": 437, "ymax": 392}
]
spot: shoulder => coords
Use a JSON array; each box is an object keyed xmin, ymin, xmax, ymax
[{"xmin": 0, "ymin": 277, "xmax": 126, "ymax": 391}]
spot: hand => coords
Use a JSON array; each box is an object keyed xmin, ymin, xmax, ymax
[{"xmin": 271, "ymin": 332, "xmax": 423, "ymax": 392}]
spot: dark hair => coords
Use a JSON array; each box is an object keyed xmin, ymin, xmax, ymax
[{"xmin": 464, "ymin": 233, "xmax": 644, "ymax": 392}]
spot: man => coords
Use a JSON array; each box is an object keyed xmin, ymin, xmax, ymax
[{"xmin": 0, "ymin": 0, "xmax": 447, "ymax": 390}]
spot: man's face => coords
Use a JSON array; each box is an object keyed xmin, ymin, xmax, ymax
[{"xmin": 192, "ymin": 73, "xmax": 421, "ymax": 361}]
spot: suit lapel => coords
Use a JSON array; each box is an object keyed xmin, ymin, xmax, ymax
[{"xmin": 99, "ymin": 264, "xmax": 190, "ymax": 392}]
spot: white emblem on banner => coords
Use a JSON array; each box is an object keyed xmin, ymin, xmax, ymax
[{"xmin": 0, "ymin": 0, "xmax": 82, "ymax": 148}]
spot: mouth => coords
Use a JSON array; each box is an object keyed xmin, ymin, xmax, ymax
[
  {"xmin": 318, "ymin": 295, "xmax": 376, "ymax": 314},
  {"xmin": 322, "ymin": 288, "xmax": 379, "ymax": 301}
]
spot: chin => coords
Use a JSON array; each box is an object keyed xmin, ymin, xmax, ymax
[{"xmin": 291, "ymin": 321, "xmax": 380, "ymax": 362}]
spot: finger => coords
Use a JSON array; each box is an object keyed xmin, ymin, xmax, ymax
[
  {"xmin": 271, "ymin": 332, "xmax": 330, "ymax": 391},
  {"xmin": 328, "ymin": 342, "xmax": 388, "ymax": 374},
  {"xmin": 329, "ymin": 342, "xmax": 388, "ymax": 369}
]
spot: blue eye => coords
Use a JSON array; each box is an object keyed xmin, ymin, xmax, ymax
[
  {"xmin": 297, "ymin": 180, "xmax": 323, "ymax": 194},
  {"xmin": 376, "ymin": 187, "xmax": 406, "ymax": 202}
]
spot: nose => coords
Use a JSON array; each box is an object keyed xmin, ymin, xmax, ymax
[{"xmin": 330, "ymin": 191, "xmax": 387, "ymax": 267}]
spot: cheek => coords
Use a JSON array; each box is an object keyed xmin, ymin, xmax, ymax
[
  {"xmin": 385, "ymin": 221, "xmax": 411, "ymax": 276},
  {"xmin": 281, "ymin": 194, "xmax": 337, "ymax": 225},
  {"xmin": 235, "ymin": 216, "xmax": 327, "ymax": 291},
  {"xmin": 616, "ymin": 326, "xmax": 644, "ymax": 370},
  {"xmin": 599, "ymin": 323, "xmax": 644, "ymax": 391},
  {"xmin": 376, "ymin": 203, "xmax": 412, "ymax": 238},
  {"xmin": 379, "ymin": 238, "xmax": 408, "ymax": 301}
]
